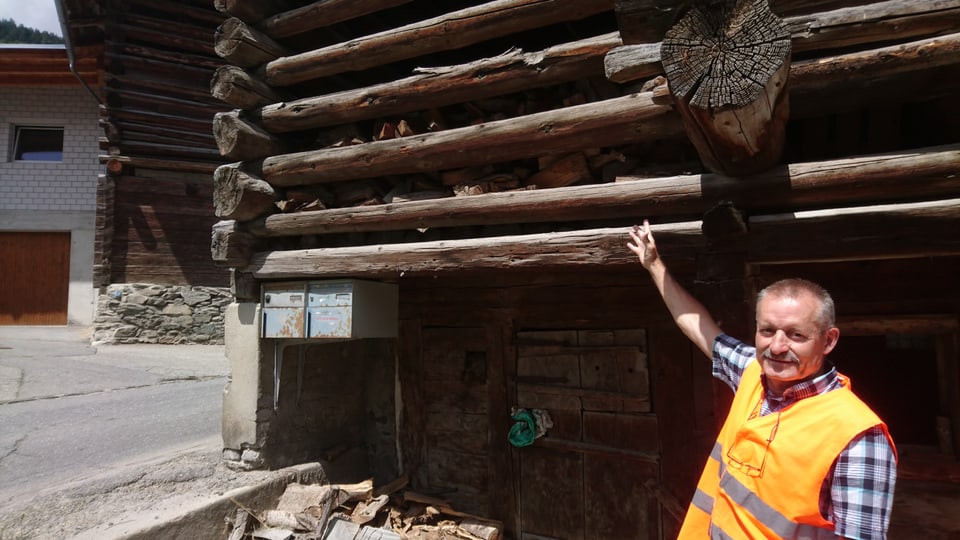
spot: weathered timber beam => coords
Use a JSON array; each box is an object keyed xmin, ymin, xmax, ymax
[
  {"xmin": 103, "ymin": 107, "xmax": 213, "ymax": 133},
  {"xmin": 127, "ymin": 0, "xmax": 226, "ymax": 27},
  {"xmin": 211, "ymin": 65, "xmax": 286, "ymax": 109},
  {"xmin": 615, "ymin": 0, "xmax": 919, "ymax": 44},
  {"xmin": 213, "ymin": 110, "xmax": 289, "ymax": 161},
  {"xmin": 243, "ymin": 199, "xmax": 960, "ymax": 277},
  {"xmin": 260, "ymin": 0, "xmax": 414, "ymax": 39},
  {"xmin": 605, "ymin": 0, "xmax": 960, "ymax": 83},
  {"xmin": 215, "ymin": 18, "xmax": 290, "ymax": 68},
  {"xmin": 749, "ymin": 198, "xmax": 960, "ymax": 264},
  {"xmin": 245, "ymin": 144, "xmax": 960, "ymax": 236},
  {"xmin": 788, "ymin": 0, "xmax": 960, "ymax": 52},
  {"xmin": 243, "ymin": 222, "xmax": 706, "ymax": 279},
  {"xmin": 790, "ymin": 32, "xmax": 960, "ymax": 95},
  {"xmin": 214, "ymin": 0, "xmax": 294, "ymax": 25},
  {"xmin": 214, "ymin": 163, "xmax": 278, "ymax": 221},
  {"xmin": 260, "ymin": 92, "xmax": 682, "ymax": 187},
  {"xmin": 105, "ymin": 41, "xmax": 223, "ymax": 70},
  {"xmin": 101, "ymin": 139, "xmax": 223, "ymax": 162},
  {"xmin": 263, "ymin": 0, "xmax": 614, "ymax": 87},
  {"xmin": 615, "ymin": 0, "xmax": 688, "ymax": 44},
  {"xmin": 113, "ymin": 18, "xmax": 216, "ymax": 56},
  {"xmin": 661, "ymin": 0, "xmax": 792, "ymax": 176},
  {"xmin": 105, "ymin": 89, "xmax": 222, "ymax": 119},
  {"xmin": 258, "ymin": 33, "xmax": 621, "ymax": 133},
  {"xmin": 100, "ymin": 155, "xmax": 220, "ymax": 174},
  {"xmin": 212, "ymin": 220, "xmax": 263, "ymax": 267}
]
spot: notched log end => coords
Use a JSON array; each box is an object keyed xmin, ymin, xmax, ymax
[{"xmin": 661, "ymin": 0, "xmax": 791, "ymax": 109}]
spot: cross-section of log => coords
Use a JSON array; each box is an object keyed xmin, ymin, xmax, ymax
[
  {"xmin": 213, "ymin": 110, "xmax": 289, "ymax": 161},
  {"xmin": 661, "ymin": 0, "xmax": 791, "ymax": 176},
  {"xmin": 214, "ymin": 162, "xmax": 278, "ymax": 221}
]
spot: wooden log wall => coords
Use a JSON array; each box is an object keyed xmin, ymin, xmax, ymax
[
  {"xmin": 92, "ymin": 0, "xmax": 233, "ymax": 286},
  {"xmin": 210, "ymin": 0, "xmax": 960, "ymax": 274},
  {"xmin": 204, "ymin": 0, "xmax": 960, "ymax": 535}
]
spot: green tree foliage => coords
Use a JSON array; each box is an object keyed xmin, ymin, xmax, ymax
[{"xmin": 0, "ymin": 18, "xmax": 64, "ymax": 44}]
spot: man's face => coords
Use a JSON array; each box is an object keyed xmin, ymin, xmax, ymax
[{"xmin": 754, "ymin": 292, "xmax": 839, "ymax": 395}]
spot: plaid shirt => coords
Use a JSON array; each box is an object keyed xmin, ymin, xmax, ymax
[{"xmin": 712, "ymin": 333, "xmax": 897, "ymax": 540}]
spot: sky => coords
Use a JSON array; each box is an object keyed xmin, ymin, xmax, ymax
[{"xmin": 0, "ymin": 0, "xmax": 63, "ymax": 36}]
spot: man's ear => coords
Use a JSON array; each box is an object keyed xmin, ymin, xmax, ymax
[{"xmin": 823, "ymin": 327, "xmax": 840, "ymax": 355}]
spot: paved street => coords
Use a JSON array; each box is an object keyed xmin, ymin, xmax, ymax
[{"xmin": 0, "ymin": 326, "xmax": 229, "ymax": 511}]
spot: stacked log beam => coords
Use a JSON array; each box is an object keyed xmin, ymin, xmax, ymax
[
  {"xmin": 259, "ymin": 0, "xmax": 415, "ymax": 39},
  {"xmin": 241, "ymin": 197, "xmax": 960, "ymax": 279},
  {"xmin": 238, "ymin": 145, "xmax": 960, "ymax": 238},
  {"xmin": 212, "ymin": 30, "xmax": 960, "ymax": 217},
  {"xmin": 210, "ymin": 0, "xmax": 960, "ymax": 272},
  {"xmin": 605, "ymin": 0, "xmax": 960, "ymax": 82},
  {"xmin": 259, "ymin": 0, "xmax": 615, "ymax": 86}
]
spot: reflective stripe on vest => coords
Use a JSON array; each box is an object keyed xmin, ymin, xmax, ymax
[
  {"xmin": 715, "ymin": 474, "xmax": 837, "ymax": 540},
  {"xmin": 689, "ymin": 442, "xmax": 722, "ymax": 514}
]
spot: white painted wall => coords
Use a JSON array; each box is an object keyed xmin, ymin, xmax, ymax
[{"xmin": 0, "ymin": 86, "xmax": 101, "ymax": 325}]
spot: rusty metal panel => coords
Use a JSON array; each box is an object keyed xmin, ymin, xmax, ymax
[
  {"xmin": 262, "ymin": 283, "xmax": 307, "ymax": 338},
  {"xmin": 307, "ymin": 281, "xmax": 354, "ymax": 338}
]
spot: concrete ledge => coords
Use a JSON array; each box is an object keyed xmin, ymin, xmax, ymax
[{"xmin": 75, "ymin": 462, "xmax": 327, "ymax": 540}]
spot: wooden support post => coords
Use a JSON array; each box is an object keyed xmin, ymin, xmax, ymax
[
  {"xmin": 212, "ymin": 220, "xmax": 262, "ymax": 268},
  {"xmin": 211, "ymin": 65, "xmax": 285, "ymax": 109},
  {"xmin": 214, "ymin": 17, "xmax": 289, "ymax": 68},
  {"xmin": 213, "ymin": 110, "xmax": 289, "ymax": 161},
  {"xmin": 695, "ymin": 201, "xmax": 756, "ymax": 431},
  {"xmin": 661, "ymin": 0, "xmax": 791, "ymax": 176},
  {"xmin": 231, "ymin": 269, "xmax": 259, "ymax": 301},
  {"xmin": 214, "ymin": 162, "xmax": 278, "ymax": 221}
]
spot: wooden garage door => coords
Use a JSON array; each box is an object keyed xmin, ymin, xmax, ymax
[{"xmin": 0, "ymin": 232, "xmax": 70, "ymax": 325}]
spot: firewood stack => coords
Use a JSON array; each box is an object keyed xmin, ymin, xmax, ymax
[
  {"xmin": 208, "ymin": 0, "xmax": 696, "ymax": 260},
  {"xmin": 210, "ymin": 0, "xmax": 960, "ymax": 273}
]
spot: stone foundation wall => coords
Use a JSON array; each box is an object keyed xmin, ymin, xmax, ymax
[{"xmin": 93, "ymin": 283, "xmax": 232, "ymax": 345}]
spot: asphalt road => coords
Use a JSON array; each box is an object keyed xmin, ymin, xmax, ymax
[
  {"xmin": 0, "ymin": 327, "xmax": 228, "ymax": 511},
  {"xmin": 0, "ymin": 379, "xmax": 224, "ymax": 507}
]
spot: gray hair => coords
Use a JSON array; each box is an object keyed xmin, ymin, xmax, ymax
[{"xmin": 756, "ymin": 278, "xmax": 836, "ymax": 332}]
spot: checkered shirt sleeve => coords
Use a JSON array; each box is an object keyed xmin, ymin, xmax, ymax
[
  {"xmin": 711, "ymin": 332, "xmax": 756, "ymax": 393},
  {"xmin": 828, "ymin": 427, "xmax": 898, "ymax": 540}
]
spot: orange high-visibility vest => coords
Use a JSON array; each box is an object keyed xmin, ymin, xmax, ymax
[{"xmin": 678, "ymin": 360, "xmax": 895, "ymax": 539}]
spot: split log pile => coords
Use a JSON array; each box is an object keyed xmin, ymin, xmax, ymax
[
  {"xmin": 226, "ymin": 477, "xmax": 504, "ymax": 540},
  {"xmin": 210, "ymin": 0, "xmax": 960, "ymax": 276}
]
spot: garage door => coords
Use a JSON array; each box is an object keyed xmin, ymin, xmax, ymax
[{"xmin": 0, "ymin": 232, "xmax": 70, "ymax": 325}]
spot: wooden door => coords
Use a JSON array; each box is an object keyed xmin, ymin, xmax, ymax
[
  {"xmin": 514, "ymin": 329, "xmax": 661, "ymax": 540},
  {"xmin": 0, "ymin": 232, "xmax": 70, "ymax": 325},
  {"xmin": 417, "ymin": 326, "xmax": 497, "ymax": 516}
]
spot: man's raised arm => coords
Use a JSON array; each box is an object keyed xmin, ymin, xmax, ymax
[{"xmin": 627, "ymin": 220, "xmax": 722, "ymax": 358}]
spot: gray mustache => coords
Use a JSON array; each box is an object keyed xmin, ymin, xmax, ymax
[{"xmin": 761, "ymin": 348, "xmax": 800, "ymax": 364}]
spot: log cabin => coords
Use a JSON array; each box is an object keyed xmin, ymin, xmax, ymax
[{"xmin": 73, "ymin": 0, "xmax": 960, "ymax": 537}]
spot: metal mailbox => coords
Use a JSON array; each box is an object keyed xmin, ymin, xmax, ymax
[{"xmin": 261, "ymin": 280, "xmax": 398, "ymax": 339}]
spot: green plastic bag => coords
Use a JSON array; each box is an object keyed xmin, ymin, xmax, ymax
[{"xmin": 508, "ymin": 409, "xmax": 537, "ymax": 447}]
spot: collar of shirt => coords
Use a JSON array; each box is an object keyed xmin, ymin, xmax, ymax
[{"xmin": 759, "ymin": 361, "xmax": 842, "ymax": 415}]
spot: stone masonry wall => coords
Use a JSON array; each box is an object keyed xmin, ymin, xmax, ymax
[{"xmin": 93, "ymin": 283, "xmax": 232, "ymax": 345}]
